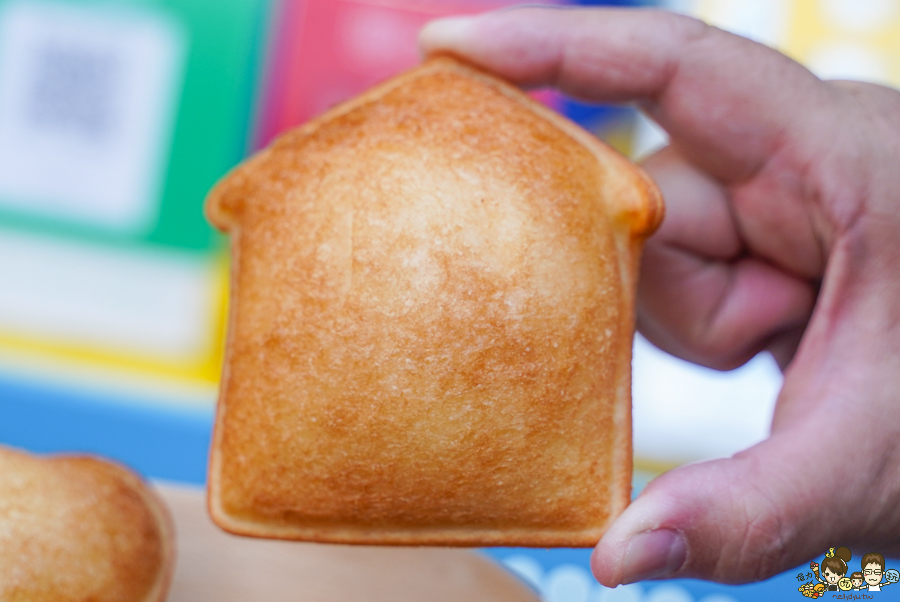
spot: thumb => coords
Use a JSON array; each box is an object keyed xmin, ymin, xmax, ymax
[
  {"xmin": 591, "ymin": 424, "xmax": 833, "ymax": 585},
  {"xmin": 593, "ymin": 211, "xmax": 900, "ymax": 585}
]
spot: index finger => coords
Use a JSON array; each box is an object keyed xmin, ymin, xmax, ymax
[{"xmin": 419, "ymin": 7, "xmax": 830, "ymax": 183}]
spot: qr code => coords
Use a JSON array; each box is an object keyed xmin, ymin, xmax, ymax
[
  {"xmin": 0, "ymin": 1, "xmax": 184, "ymax": 232},
  {"xmin": 27, "ymin": 42, "xmax": 119, "ymax": 140}
]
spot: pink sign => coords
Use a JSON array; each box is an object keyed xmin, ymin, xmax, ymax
[{"xmin": 256, "ymin": 0, "xmax": 560, "ymax": 148}]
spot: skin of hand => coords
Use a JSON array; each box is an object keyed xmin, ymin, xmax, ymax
[{"xmin": 420, "ymin": 7, "xmax": 900, "ymax": 587}]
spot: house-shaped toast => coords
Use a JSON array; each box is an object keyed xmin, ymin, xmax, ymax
[{"xmin": 205, "ymin": 57, "xmax": 662, "ymax": 547}]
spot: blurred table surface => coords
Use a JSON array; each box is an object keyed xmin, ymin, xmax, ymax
[{"xmin": 157, "ymin": 484, "xmax": 539, "ymax": 602}]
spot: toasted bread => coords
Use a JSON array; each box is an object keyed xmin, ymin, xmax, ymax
[
  {"xmin": 206, "ymin": 57, "xmax": 662, "ymax": 546},
  {"xmin": 0, "ymin": 445, "xmax": 175, "ymax": 601}
]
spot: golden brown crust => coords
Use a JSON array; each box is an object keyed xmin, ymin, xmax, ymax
[
  {"xmin": 206, "ymin": 57, "xmax": 661, "ymax": 546},
  {"xmin": 0, "ymin": 445, "xmax": 175, "ymax": 602}
]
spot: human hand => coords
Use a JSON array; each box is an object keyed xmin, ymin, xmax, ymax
[{"xmin": 420, "ymin": 7, "xmax": 900, "ymax": 586}]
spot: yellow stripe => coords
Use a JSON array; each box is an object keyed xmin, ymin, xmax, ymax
[{"xmin": 0, "ymin": 257, "xmax": 229, "ymax": 387}]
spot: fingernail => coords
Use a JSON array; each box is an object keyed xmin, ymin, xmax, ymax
[
  {"xmin": 419, "ymin": 16, "xmax": 476, "ymax": 53},
  {"xmin": 621, "ymin": 529, "xmax": 686, "ymax": 584}
]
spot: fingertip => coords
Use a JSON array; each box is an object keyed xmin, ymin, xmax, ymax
[
  {"xmin": 418, "ymin": 16, "xmax": 477, "ymax": 59},
  {"xmin": 592, "ymin": 438, "xmax": 831, "ymax": 584},
  {"xmin": 621, "ymin": 529, "xmax": 688, "ymax": 584},
  {"xmin": 591, "ymin": 540, "xmax": 621, "ymax": 587},
  {"xmin": 592, "ymin": 485, "xmax": 684, "ymax": 587}
]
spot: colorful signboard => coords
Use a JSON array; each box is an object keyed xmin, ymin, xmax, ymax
[{"xmin": 0, "ymin": 0, "xmax": 272, "ymax": 399}]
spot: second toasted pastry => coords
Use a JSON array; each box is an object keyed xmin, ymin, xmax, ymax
[{"xmin": 0, "ymin": 445, "xmax": 175, "ymax": 602}]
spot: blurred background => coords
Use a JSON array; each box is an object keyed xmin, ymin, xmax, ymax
[{"xmin": 0, "ymin": 0, "xmax": 897, "ymax": 600}]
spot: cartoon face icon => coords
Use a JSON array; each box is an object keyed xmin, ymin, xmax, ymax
[
  {"xmin": 887, "ymin": 569, "xmax": 900, "ymax": 584},
  {"xmin": 864, "ymin": 563, "xmax": 884, "ymax": 586},
  {"xmin": 852, "ymin": 576, "xmax": 864, "ymax": 589},
  {"xmin": 823, "ymin": 567, "xmax": 842, "ymax": 585},
  {"xmin": 839, "ymin": 577, "xmax": 852, "ymax": 591}
]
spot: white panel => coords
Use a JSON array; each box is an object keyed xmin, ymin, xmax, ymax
[
  {"xmin": 820, "ymin": 0, "xmax": 898, "ymax": 31},
  {"xmin": 807, "ymin": 43, "xmax": 891, "ymax": 85},
  {"xmin": 700, "ymin": 0, "xmax": 791, "ymax": 47},
  {"xmin": 632, "ymin": 334, "xmax": 782, "ymax": 465},
  {"xmin": 0, "ymin": 228, "xmax": 215, "ymax": 361}
]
